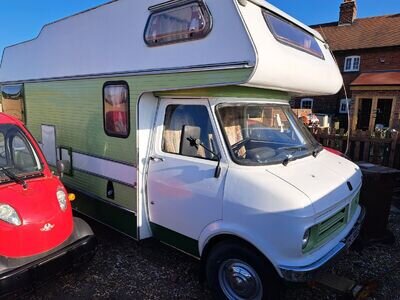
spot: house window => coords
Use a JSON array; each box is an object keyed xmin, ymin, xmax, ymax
[
  {"xmin": 144, "ymin": 1, "xmax": 212, "ymax": 47},
  {"xmin": 262, "ymin": 10, "xmax": 324, "ymax": 59},
  {"xmin": 300, "ymin": 98, "xmax": 314, "ymax": 109},
  {"xmin": 103, "ymin": 81, "xmax": 130, "ymax": 138},
  {"xmin": 344, "ymin": 56, "xmax": 360, "ymax": 72},
  {"xmin": 339, "ymin": 99, "xmax": 350, "ymax": 114}
]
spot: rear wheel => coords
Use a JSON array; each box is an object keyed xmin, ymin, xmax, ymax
[{"xmin": 206, "ymin": 241, "xmax": 282, "ymax": 300}]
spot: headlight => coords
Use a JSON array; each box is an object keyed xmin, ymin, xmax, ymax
[
  {"xmin": 302, "ymin": 228, "xmax": 311, "ymax": 249},
  {"xmin": 56, "ymin": 189, "xmax": 67, "ymax": 212},
  {"xmin": 0, "ymin": 204, "xmax": 22, "ymax": 226}
]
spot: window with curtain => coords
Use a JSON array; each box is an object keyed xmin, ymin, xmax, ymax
[
  {"xmin": 144, "ymin": 1, "xmax": 212, "ymax": 46},
  {"xmin": 103, "ymin": 82, "xmax": 129, "ymax": 138}
]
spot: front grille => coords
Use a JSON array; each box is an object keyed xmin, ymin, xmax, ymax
[
  {"xmin": 303, "ymin": 192, "xmax": 360, "ymax": 253},
  {"xmin": 317, "ymin": 207, "xmax": 347, "ymax": 242}
]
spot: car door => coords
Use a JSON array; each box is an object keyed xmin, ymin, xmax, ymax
[{"xmin": 147, "ymin": 98, "xmax": 226, "ymax": 248}]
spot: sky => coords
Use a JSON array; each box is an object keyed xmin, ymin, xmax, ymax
[{"xmin": 0, "ymin": 0, "xmax": 399, "ymax": 57}]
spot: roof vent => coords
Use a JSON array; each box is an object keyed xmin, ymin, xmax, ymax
[{"xmin": 339, "ymin": 0, "xmax": 357, "ymax": 25}]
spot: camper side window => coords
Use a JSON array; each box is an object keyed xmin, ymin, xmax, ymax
[
  {"xmin": 162, "ymin": 104, "xmax": 219, "ymax": 161},
  {"xmin": 263, "ymin": 10, "xmax": 324, "ymax": 59},
  {"xmin": 103, "ymin": 82, "xmax": 130, "ymax": 138},
  {"xmin": 144, "ymin": 1, "xmax": 212, "ymax": 46},
  {"xmin": 1, "ymin": 84, "xmax": 25, "ymax": 123}
]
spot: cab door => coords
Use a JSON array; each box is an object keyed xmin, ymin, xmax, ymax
[{"xmin": 147, "ymin": 99, "xmax": 226, "ymax": 254}]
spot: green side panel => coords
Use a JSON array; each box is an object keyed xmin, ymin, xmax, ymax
[
  {"xmin": 62, "ymin": 170, "xmax": 136, "ymax": 211},
  {"xmin": 150, "ymin": 222, "xmax": 199, "ymax": 257},
  {"xmin": 155, "ymin": 86, "xmax": 290, "ymax": 100},
  {"xmin": 70, "ymin": 187, "xmax": 137, "ymax": 238}
]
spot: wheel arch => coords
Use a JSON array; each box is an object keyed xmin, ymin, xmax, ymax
[{"xmin": 199, "ymin": 233, "xmax": 280, "ymax": 283}]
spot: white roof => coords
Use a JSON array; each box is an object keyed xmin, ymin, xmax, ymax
[{"xmin": 0, "ymin": 0, "xmax": 342, "ymax": 96}]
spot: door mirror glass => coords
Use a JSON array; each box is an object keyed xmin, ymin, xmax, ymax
[
  {"xmin": 56, "ymin": 160, "xmax": 70, "ymax": 177},
  {"xmin": 180, "ymin": 125, "xmax": 201, "ymax": 157}
]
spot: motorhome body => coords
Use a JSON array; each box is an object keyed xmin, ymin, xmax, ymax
[{"xmin": 0, "ymin": 0, "xmax": 363, "ymax": 298}]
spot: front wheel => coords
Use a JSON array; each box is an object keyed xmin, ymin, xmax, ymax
[{"xmin": 206, "ymin": 241, "xmax": 282, "ymax": 300}]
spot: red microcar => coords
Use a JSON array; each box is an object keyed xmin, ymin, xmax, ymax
[{"xmin": 0, "ymin": 113, "xmax": 96, "ymax": 297}]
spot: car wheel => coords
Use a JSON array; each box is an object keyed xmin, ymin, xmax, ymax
[{"xmin": 206, "ymin": 241, "xmax": 282, "ymax": 300}]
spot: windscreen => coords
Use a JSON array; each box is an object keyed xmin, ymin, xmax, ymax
[{"xmin": 216, "ymin": 103, "xmax": 321, "ymax": 166}]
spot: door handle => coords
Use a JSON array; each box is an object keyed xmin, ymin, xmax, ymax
[{"xmin": 150, "ymin": 156, "xmax": 164, "ymax": 162}]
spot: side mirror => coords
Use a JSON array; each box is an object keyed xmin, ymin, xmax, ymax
[
  {"xmin": 180, "ymin": 125, "xmax": 201, "ymax": 156},
  {"xmin": 56, "ymin": 160, "xmax": 70, "ymax": 177}
]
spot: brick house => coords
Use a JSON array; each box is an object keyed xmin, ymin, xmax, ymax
[{"xmin": 292, "ymin": 0, "xmax": 400, "ymax": 131}]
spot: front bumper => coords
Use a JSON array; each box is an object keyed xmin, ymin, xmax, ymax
[
  {"xmin": 279, "ymin": 207, "xmax": 365, "ymax": 282},
  {"xmin": 0, "ymin": 217, "xmax": 97, "ymax": 298}
]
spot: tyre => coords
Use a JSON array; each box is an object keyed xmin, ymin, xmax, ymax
[{"xmin": 206, "ymin": 241, "xmax": 282, "ymax": 300}]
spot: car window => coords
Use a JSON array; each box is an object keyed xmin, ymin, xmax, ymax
[{"xmin": 162, "ymin": 104, "xmax": 219, "ymax": 161}]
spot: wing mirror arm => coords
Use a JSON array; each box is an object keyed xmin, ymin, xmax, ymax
[{"xmin": 187, "ymin": 137, "xmax": 221, "ymax": 178}]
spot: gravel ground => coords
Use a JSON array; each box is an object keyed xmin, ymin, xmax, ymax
[{"xmin": 14, "ymin": 206, "xmax": 400, "ymax": 300}]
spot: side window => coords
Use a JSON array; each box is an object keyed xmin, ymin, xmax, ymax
[
  {"xmin": 162, "ymin": 104, "xmax": 218, "ymax": 160},
  {"xmin": 103, "ymin": 81, "xmax": 130, "ymax": 138},
  {"xmin": 10, "ymin": 134, "xmax": 36, "ymax": 171},
  {"xmin": 144, "ymin": 1, "xmax": 212, "ymax": 46},
  {"xmin": 262, "ymin": 10, "xmax": 324, "ymax": 59},
  {"xmin": 1, "ymin": 84, "xmax": 25, "ymax": 123}
]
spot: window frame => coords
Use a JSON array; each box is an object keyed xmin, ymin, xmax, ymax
[
  {"xmin": 144, "ymin": 0, "xmax": 213, "ymax": 47},
  {"xmin": 344, "ymin": 56, "xmax": 360, "ymax": 72},
  {"xmin": 300, "ymin": 98, "xmax": 314, "ymax": 110},
  {"xmin": 262, "ymin": 10, "xmax": 325, "ymax": 60},
  {"xmin": 102, "ymin": 81, "xmax": 130, "ymax": 139}
]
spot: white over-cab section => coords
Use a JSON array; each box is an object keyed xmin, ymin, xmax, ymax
[{"xmin": 0, "ymin": 0, "xmax": 341, "ymax": 96}]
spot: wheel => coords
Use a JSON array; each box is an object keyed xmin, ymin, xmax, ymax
[{"xmin": 206, "ymin": 241, "xmax": 282, "ymax": 300}]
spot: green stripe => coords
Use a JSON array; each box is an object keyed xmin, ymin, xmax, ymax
[
  {"xmin": 150, "ymin": 222, "xmax": 199, "ymax": 257},
  {"xmin": 70, "ymin": 187, "xmax": 137, "ymax": 238}
]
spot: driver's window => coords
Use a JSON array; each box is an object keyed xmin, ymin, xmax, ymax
[
  {"xmin": 11, "ymin": 135, "xmax": 36, "ymax": 171},
  {"xmin": 162, "ymin": 104, "xmax": 218, "ymax": 160}
]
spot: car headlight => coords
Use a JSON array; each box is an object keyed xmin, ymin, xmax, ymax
[
  {"xmin": 302, "ymin": 228, "xmax": 311, "ymax": 249},
  {"xmin": 57, "ymin": 189, "xmax": 67, "ymax": 212},
  {"xmin": 0, "ymin": 204, "xmax": 22, "ymax": 226}
]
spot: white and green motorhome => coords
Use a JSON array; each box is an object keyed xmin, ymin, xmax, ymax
[{"xmin": 0, "ymin": 0, "xmax": 364, "ymax": 298}]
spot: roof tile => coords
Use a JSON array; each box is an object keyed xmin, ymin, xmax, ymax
[{"xmin": 312, "ymin": 14, "xmax": 400, "ymax": 51}]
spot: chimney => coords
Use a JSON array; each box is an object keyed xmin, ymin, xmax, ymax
[{"xmin": 339, "ymin": 0, "xmax": 357, "ymax": 25}]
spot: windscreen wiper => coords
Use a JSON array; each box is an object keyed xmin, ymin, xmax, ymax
[
  {"xmin": 0, "ymin": 167, "xmax": 27, "ymax": 189},
  {"xmin": 280, "ymin": 146, "xmax": 306, "ymax": 166}
]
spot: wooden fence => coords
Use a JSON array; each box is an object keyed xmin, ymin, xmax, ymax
[{"xmin": 313, "ymin": 129, "xmax": 400, "ymax": 169}]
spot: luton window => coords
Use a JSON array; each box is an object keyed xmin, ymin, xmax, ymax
[
  {"xmin": 263, "ymin": 10, "xmax": 324, "ymax": 59},
  {"xmin": 103, "ymin": 82, "xmax": 130, "ymax": 138},
  {"xmin": 1, "ymin": 84, "xmax": 25, "ymax": 123},
  {"xmin": 144, "ymin": 1, "xmax": 212, "ymax": 46}
]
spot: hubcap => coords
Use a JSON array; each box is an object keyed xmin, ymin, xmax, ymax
[{"xmin": 218, "ymin": 259, "xmax": 263, "ymax": 300}]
